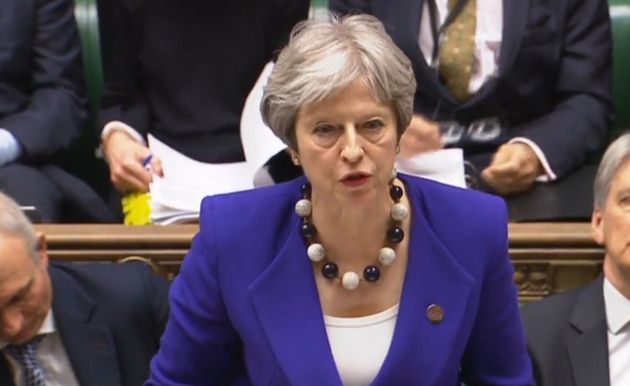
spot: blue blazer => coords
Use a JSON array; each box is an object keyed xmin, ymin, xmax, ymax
[
  {"xmin": 148, "ymin": 175, "xmax": 534, "ymax": 386},
  {"xmin": 330, "ymin": 0, "xmax": 613, "ymax": 179}
]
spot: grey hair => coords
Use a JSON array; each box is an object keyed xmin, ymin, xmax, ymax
[
  {"xmin": 0, "ymin": 192, "xmax": 39, "ymax": 261},
  {"xmin": 594, "ymin": 133, "xmax": 630, "ymax": 209},
  {"xmin": 261, "ymin": 13, "xmax": 417, "ymax": 149}
]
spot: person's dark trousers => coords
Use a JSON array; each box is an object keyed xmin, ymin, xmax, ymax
[{"xmin": 0, "ymin": 163, "xmax": 119, "ymax": 223}]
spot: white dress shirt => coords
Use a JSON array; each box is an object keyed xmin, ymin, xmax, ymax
[
  {"xmin": 1, "ymin": 310, "xmax": 80, "ymax": 386},
  {"xmin": 604, "ymin": 278, "xmax": 630, "ymax": 386},
  {"xmin": 418, "ymin": 0, "xmax": 503, "ymax": 93},
  {"xmin": 0, "ymin": 129, "xmax": 22, "ymax": 166},
  {"xmin": 417, "ymin": 0, "xmax": 556, "ymax": 180}
]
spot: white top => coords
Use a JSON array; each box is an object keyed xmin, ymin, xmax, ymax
[
  {"xmin": 324, "ymin": 304, "xmax": 399, "ymax": 386},
  {"xmin": 418, "ymin": 0, "xmax": 503, "ymax": 93},
  {"xmin": 417, "ymin": 0, "xmax": 556, "ymax": 181},
  {"xmin": 1, "ymin": 310, "xmax": 80, "ymax": 386},
  {"xmin": 604, "ymin": 278, "xmax": 630, "ymax": 386}
]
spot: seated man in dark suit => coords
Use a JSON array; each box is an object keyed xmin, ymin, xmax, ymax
[
  {"xmin": 329, "ymin": 0, "xmax": 613, "ymax": 195},
  {"xmin": 0, "ymin": 192, "xmax": 169, "ymax": 386},
  {"xmin": 0, "ymin": 0, "xmax": 114, "ymax": 222},
  {"xmin": 521, "ymin": 132, "xmax": 630, "ymax": 386}
]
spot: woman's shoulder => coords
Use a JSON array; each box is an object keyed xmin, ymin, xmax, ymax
[
  {"xmin": 402, "ymin": 174, "xmax": 506, "ymax": 217},
  {"xmin": 200, "ymin": 178, "xmax": 303, "ymax": 218}
]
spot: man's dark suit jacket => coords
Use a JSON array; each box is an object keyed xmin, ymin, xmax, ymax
[
  {"xmin": 330, "ymin": 0, "xmax": 614, "ymax": 179},
  {"xmin": 521, "ymin": 276, "xmax": 610, "ymax": 386},
  {"xmin": 0, "ymin": 0, "xmax": 115, "ymax": 222},
  {"xmin": 0, "ymin": 261, "xmax": 170, "ymax": 386},
  {"xmin": 97, "ymin": 0, "xmax": 309, "ymax": 164}
]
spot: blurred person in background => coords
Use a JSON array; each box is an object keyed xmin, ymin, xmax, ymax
[
  {"xmin": 522, "ymin": 132, "xmax": 630, "ymax": 386},
  {"xmin": 329, "ymin": 0, "xmax": 613, "ymax": 195},
  {"xmin": 0, "ymin": 0, "xmax": 114, "ymax": 222},
  {"xmin": 0, "ymin": 192, "xmax": 169, "ymax": 386}
]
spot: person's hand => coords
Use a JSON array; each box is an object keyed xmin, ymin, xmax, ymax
[
  {"xmin": 102, "ymin": 130, "xmax": 163, "ymax": 193},
  {"xmin": 399, "ymin": 114, "xmax": 443, "ymax": 158},
  {"xmin": 481, "ymin": 143, "xmax": 544, "ymax": 195}
]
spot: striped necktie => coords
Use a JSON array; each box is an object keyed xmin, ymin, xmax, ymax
[
  {"xmin": 438, "ymin": 0, "xmax": 477, "ymax": 101},
  {"xmin": 5, "ymin": 336, "xmax": 46, "ymax": 386}
]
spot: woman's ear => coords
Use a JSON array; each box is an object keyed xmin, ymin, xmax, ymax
[{"xmin": 288, "ymin": 148, "xmax": 300, "ymax": 166}]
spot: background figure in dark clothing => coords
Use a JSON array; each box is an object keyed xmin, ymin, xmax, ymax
[
  {"xmin": 97, "ymin": 0, "xmax": 310, "ymax": 193},
  {"xmin": 0, "ymin": 0, "xmax": 113, "ymax": 222},
  {"xmin": 330, "ymin": 0, "xmax": 613, "ymax": 195}
]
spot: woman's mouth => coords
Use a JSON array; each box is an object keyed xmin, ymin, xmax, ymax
[{"xmin": 340, "ymin": 172, "xmax": 371, "ymax": 187}]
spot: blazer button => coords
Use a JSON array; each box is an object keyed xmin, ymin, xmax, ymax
[{"xmin": 426, "ymin": 304, "xmax": 444, "ymax": 324}]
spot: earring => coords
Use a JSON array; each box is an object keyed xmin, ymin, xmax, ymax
[
  {"xmin": 395, "ymin": 145, "xmax": 401, "ymax": 155},
  {"xmin": 292, "ymin": 156, "xmax": 300, "ymax": 166}
]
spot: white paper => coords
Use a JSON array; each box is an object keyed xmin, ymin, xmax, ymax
[
  {"xmin": 396, "ymin": 148, "xmax": 466, "ymax": 188},
  {"xmin": 148, "ymin": 135, "xmax": 254, "ymax": 223}
]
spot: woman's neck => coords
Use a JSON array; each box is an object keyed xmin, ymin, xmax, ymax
[{"xmin": 309, "ymin": 184, "xmax": 402, "ymax": 264}]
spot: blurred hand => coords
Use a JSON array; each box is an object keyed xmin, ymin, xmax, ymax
[
  {"xmin": 102, "ymin": 130, "xmax": 163, "ymax": 193},
  {"xmin": 399, "ymin": 114, "xmax": 443, "ymax": 158},
  {"xmin": 481, "ymin": 143, "xmax": 543, "ymax": 195}
]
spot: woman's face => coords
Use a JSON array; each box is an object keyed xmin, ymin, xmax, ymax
[{"xmin": 293, "ymin": 80, "xmax": 398, "ymax": 205}]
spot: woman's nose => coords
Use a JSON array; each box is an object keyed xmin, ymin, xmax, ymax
[{"xmin": 340, "ymin": 127, "xmax": 364, "ymax": 163}]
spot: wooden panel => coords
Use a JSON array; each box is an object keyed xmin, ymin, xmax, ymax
[{"xmin": 37, "ymin": 223, "xmax": 604, "ymax": 298}]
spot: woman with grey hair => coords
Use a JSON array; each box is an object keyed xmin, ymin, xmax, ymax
[{"xmin": 147, "ymin": 14, "xmax": 533, "ymax": 386}]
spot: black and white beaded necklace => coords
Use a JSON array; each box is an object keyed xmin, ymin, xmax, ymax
[{"xmin": 295, "ymin": 173, "xmax": 409, "ymax": 290}]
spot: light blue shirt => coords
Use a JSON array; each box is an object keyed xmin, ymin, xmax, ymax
[{"xmin": 0, "ymin": 128, "xmax": 22, "ymax": 166}]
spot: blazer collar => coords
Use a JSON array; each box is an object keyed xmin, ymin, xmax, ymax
[
  {"xmin": 250, "ymin": 177, "xmax": 474, "ymax": 385},
  {"xmin": 567, "ymin": 275, "xmax": 610, "ymax": 386},
  {"xmin": 50, "ymin": 266, "xmax": 122, "ymax": 386}
]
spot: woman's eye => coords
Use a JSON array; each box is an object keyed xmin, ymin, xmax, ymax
[
  {"xmin": 619, "ymin": 195, "xmax": 630, "ymax": 210},
  {"xmin": 363, "ymin": 120, "xmax": 384, "ymax": 130},
  {"xmin": 313, "ymin": 125, "xmax": 335, "ymax": 135}
]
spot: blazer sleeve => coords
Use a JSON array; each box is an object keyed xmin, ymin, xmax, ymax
[
  {"xmin": 509, "ymin": 0, "xmax": 613, "ymax": 178},
  {"xmin": 0, "ymin": 0, "xmax": 86, "ymax": 159},
  {"xmin": 97, "ymin": 0, "xmax": 151, "ymax": 137},
  {"xmin": 459, "ymin": 202, "xmax": 535, "ymax": 386},
  {"xmin": 147, "ymin": 198, "xmax": 241, "ymax": 385}
]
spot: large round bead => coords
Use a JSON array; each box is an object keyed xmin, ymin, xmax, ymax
[
  {"xmin": 321, "ymin": 262, "xmax": 339, "ymax": 279},
  {"xmin": 363, "ymin": 265, "xmax": 381, "ymax": 282},
  {"xmin": 307, "ymin": 243, "xmax": 325, "ymax": 262},
  {"xmin": 378, "ymin": 247, "xmax": 396, "ymax": 266},
  {"xmin": 295, "ymin": 199, "xmax": 312, "ymax": 217},
  {"xmin": 300, "ymin": 222, "xmax": 316, "ymax": 238},
  {"xmin": 389, "ymin": 185, "xmax": 403, "ymax": 201},
  {"xmin": 387, "ymin": 226, "xmax": 404, "ymax": 243},
  {"xmin": 390, "ymin": 203, "xmax": 409, "ymax": 222},
  {"xmin": 341, "ymin": 271, "xmax": 360, "ymax": 290},
  {"xmin": 300, "ymin": 183, "xmax": 311, "ymax": 196}
]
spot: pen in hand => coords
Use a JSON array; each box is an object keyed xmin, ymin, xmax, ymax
[{"xmin": 142, "ymin": 154, "xmax": 154, "ymax": 170}]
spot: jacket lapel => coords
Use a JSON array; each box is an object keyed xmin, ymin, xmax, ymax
[
  {"xmin": 498, "ymin": 0, "xmax": 530, "ymax": 75},
  {"xmin": 371, "ymin": 182, "xmax": 475, "ymax": 385},
  {"xmin": 567, "ymin": 277, "xmax": 610, "ymax": 386},
  {"xmin": 50, "ymin": 267, "xmax": 122, "ymax": 386},
  {"xmin": 250, "ymin": 220, "xmax": 342, "ymax": 386}
]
